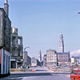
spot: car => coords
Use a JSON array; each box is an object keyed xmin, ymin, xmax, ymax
[{"xmin": 70, "ymin": 70, "xmax": 80, "ymax": 80}]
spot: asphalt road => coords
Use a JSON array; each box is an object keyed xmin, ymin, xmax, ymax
[{"xmin": 0, "ymin": 67, "xmax": 71, "ymax": 80}]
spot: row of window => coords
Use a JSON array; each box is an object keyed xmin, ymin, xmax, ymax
[
  {"xmin": 47, "ymin": 60, "xmax": 57, "ymax": 62},
  {"xmin": 58, "ymin": 56, "xmax": 68, "ymax": 58},
  {"xmin": 47, "ymin": 54, "xmax": 57, "ymax": 56},
  {"xmin": 47, "ymin": 57, "xmax": 57, "ymax": 58},
  {"xmin": 58, "ymin": 59, "xmax": 68, "ymax": 61}
]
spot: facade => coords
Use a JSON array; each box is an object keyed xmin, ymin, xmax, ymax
[
  {"xmin": 43, "ymin": 54, "xmax": 47, "ymax": 67},
  {"xmin": 23, "ymin": 51, "xmax": 31, "ymax": 67},
  {"xmin": 0, "ymin": 4, "xmax": 11, "ymax": 53},
  {"xmin": 37, "ymin": 59, "xmax": 41, "ymax": 66},
  {"xmin": 11, "ymin": 27, "xmax": 23, "ymax": 68},
  {"xmin": 0, "ymin": 0, "xmax": 11, "ymax": 76},
  {"xmin": 59, "ymin": 33, "xmax": 64, "ymax": 53},
  {"xmin": 31, "ymin": 57, "xmax": 37, "ymax": 67},
  {"xmin": 38, "ymin": 50, "xmax": 42, "ymax": 62},
  {"xmin": 71, "ymin": 56, "xmax": 80, "ymax": 65},
  {"xmin": 0, "ymin": 48, "xmax": 11, "ymax": 77},
  {"xmin": 57, "ymin": 52, "xmax": 70, "ymax": 66},
  {"xmin": 31, "ymin": 57, "xmax": 40, "ymax": 67},
  {"xmin": 46, "ymin": 49, "xmax": 57, "ymax": 67},
  {"xmin": 4, "ymin": 0, "xmax": 9, "ymax": 16}
]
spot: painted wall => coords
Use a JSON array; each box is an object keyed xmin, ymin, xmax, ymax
[{"xmin": 0, "ymin": 48, "xmax": 11, "ymax": 75}]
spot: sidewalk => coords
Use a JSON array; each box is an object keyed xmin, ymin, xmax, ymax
[{"xmin": 10, "ymin": 71, "xmax": 35, "ymax": 74}]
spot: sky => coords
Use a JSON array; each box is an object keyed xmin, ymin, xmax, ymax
[{"xmin": 0, "ymin": 0, "xmax": 80, "ymax": 59}]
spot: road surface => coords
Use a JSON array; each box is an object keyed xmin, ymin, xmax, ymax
[{"xmin": 0, "ymin": 67, "xmax": 71, "ymax": 80}]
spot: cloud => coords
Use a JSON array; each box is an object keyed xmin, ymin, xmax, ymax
[{"xmin": 70, "ymin": 49, "xmax": 80, "ymax": 57}]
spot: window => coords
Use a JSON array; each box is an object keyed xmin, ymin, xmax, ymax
[
  {"xmin": 58, "ymin": 59, "xmax": 60, "ymax": 61},
  {"xmin": 63, "ymin": 59, "xmax": 65, "ymax": 61},
  {"xmin": 78, "ymin": 72, "xmax": 80, "ymax": 75},
  {"xmin": 73, "ymin": 71, "xmax": 76, "ymax": 75}
]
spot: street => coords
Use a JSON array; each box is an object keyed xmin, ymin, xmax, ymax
[{"xmin": 1, "ymin": 67, "xmax": 71, "ymax": 80}]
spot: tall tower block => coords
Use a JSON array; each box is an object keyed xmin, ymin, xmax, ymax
[
  {"xmin": 59, "ymin": 33, "xmax": 64, "ymax": 53},
  {"xmin": 4, "ymin": 0, "xmax": 9, "ymax": 16},
  {"xmin": 38, "ymin": 50, "xmax": 42, "ymax": 62}
]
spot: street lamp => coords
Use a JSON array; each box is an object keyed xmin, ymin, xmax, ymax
[
  {"xmin": 24, "ymin": 46, "xmax": 30, "ymax": 51},
  {"xmin": 78, "ymin": 11, "xmax": 80, "ymax": 14},
  {"xmin": 23, "ymin": 46, "xmax": 30, "ymax": 68}
]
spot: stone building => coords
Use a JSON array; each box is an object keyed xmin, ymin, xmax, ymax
[
  {"xmin": 38, "ymin": 50, "xmax": 42, "ymax": 66},
  {"xmin": 38, "ymin": 50, "xmax": 42, "ymax": 62},
  {"xmin": 31, "ymin": 57, "xmax": 37, "ymax": 67},
  {"xmin": 43, "ymin": 54, "xmax": 47, "ymax": 67},
  {"xmin": 71, "ymin": 56, "xmax": 80, "ymax": 65},
  {"xmin": 59, "ymin": 33, "xmax": 64, "ymax": 53},
  {"xmin": 46, "ymin": 49, "xmax": 57, "ymax": 68},
  {"xmin": 23, "ymin": 51, "xmax": 31, "ymax": 67},
  {"xmin": 57, "ymin": 52, "xmax": 70, "ymax": 66},
  {"xmin": 0, "ymin": 49, "xmax": 11, "ymax": 77},
  {"xmin": 11, "ymin": 27, "xmax": 23, "ymax": 68},
  {"xmin": 31, "ymin": 57, "xmax": 40, "ymax": 67},
  {"xmin": 0, "ymin": 0, "xmax": 11, "ymax": 76},
  {"xmin": 0, "ymin": 1, "xmax": 11, "ymax": 52},
  {"xmin": 58, "ymin": 33, "xmax": 70, "ymax": 66}
]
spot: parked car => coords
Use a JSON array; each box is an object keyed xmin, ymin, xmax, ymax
[{"xmin": 70, "ymin": 70, "xmax": 80, "ymax": 80}]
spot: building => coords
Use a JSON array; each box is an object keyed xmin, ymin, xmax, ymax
[
  {"xmin": 11, "ymin": 27, "xmax": 23, "ymax": 68},
  {"xmin": 31, "ymin": 57, "xmax": 37, "ymax": 67},
  {"xmin": 59, "ymin": 33, "xmax": 64, "ymax": 53},
  {"xmin": 43, "ymin": 54, "xmax": 47, "ymax": 67},
  {"xmin": 71, "ymin": 57, "xmax": 75, "ymax": 65},
  {"xmin": 71, "ymin": 56, "xmax": 80, "ymax": 65},
  {"xmin": 31, "ymin": 57, "xmax": 40, "ymax": 67},
  {"xmin": 37, "ymin": 59, "xmax": 41, "ymax": 66},
  {"xmin": 23, "ymin": 51, "xmax": 31, "ymax": 67},
  {"xmin": 58, "ymin": 33, "xmax": 70, "ymax": 66},
  {"xmin": 0, "ymin": 0, "xmax": 11, "ymax": 76},
  {"xmin": 0, "ymin": 0, "xmax": 11, "ymax": 52},
  {"xmin": 38, "ymin": 50, "xmax": 42, "ymax": 66},
  {"xmin": 46, "ymin": 49, "xmax": 57, "ymax": 67},
  {"xmin": 38, "ymin": 50, "xmax": 42, "ymax": 62},
  {"xmin": 57, "ymin": 52, "xmax": 70, "ymax": 66},
  {"xmin": 0, "ymin": 49, "xmax": 11, "ymax": 77}
]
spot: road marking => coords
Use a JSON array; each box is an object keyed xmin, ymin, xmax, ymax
[{"xmin": 65, "ymin": 75, "xmax": 70, "ymax": 78}]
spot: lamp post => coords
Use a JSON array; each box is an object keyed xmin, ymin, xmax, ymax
[
  {"xmin": 23, "ymin": 46, "xmax": 30, "ymax": 68},
  {"xmin": 78, "ymin": 11, "xmax": 80, "ymax": 14},
  {"xmin": 24, "ymin": 46, "xmax": 30, "ymax": 51}
]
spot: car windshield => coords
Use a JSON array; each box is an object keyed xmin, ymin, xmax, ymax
[
  {"xmin": 78, "ymin": 72, "xmax": 80, "ymax": 75},
  {"xmin": 73, "ymin": 71, "xmax": 76, "ymax": 74}
]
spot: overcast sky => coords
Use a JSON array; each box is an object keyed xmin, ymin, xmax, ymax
[{"xmin": 0, "ymin": 0, "xmax": 80, "ymax": 59}]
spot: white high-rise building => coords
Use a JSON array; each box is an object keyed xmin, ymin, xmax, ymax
[
  {"xmin": 38, "ymin": 50, "xmax": 42, "ymax": 62},
  {"xmin": 59, "ymin": 33, "xmax": 64, "ymax": 53},
  {"xmin": 46, "ymin": 49, "xmax": 57, "ymax": 67}
]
